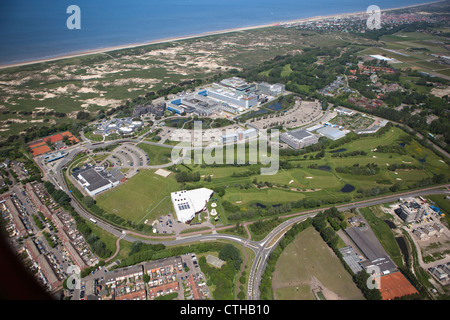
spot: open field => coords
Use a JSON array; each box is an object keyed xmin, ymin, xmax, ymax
[
  {"xmin": 136, "ymin": 143, "xmax": 173, "ymax": 165},
  {"xmin": 359, "ymin": 30, "xmax": 450, "ymax": 79},
  {"xmin": 95, "ymin": 169, "xmax": 179, "ymax": 223},
  {"xmin": 426, "ymin": 194, "xmax": 450, "ymax": 226},
  {"xmin": 272, "ymin": 227, "xmax": 364, "ymax": 300}
]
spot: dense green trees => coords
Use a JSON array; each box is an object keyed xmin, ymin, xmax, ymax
[
  {"xmin": 354, "ymin": 271, "xmax": 382, "ymax": 300},
  {"xmin": 335, "ymin": 163, "xmax": 380, "ymax": 176},
  {"xmin": 199, "ymin": 255, "xmax": 238, "ymax": 300},
  {"xmin": 43, "ymin": 181, "xmax": 71, "ymax": 206},
  {"xmin": 119, "ymin": 242, "xmax": 223, "ymax": 269},
  {"xmin": 175, "ymin": 171, "xmax": 200, "ymax": 183},
  {"xmin": 249, "ymin": 217, "xmax": 281, "ymax": 238},
  {"xmin": 219, "ymin": 244, "xmax": 243, "ymax": 270}
]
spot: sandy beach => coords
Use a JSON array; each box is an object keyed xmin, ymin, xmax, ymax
[{"xmin": 0, "ymin": 0, "xmax": 440, "ymax": 70}]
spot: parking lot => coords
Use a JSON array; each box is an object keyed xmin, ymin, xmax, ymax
[
  {"xmin": 153, "ymin": 214, "xmax": 177, "ymax": 235},
  {"xmin": 104, "ymin": 143, "xmax": 149, "ymax": 169},
  {"xmin": 247, "ymin": 99, "xmax": 324, "ymax": 130}
]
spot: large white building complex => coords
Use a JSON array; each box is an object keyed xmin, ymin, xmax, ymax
[
  {"xmin": 171, "ymin": 188, "xmax": 214, "ymax": 223},
  {"xmin": 93, "ymin": 118, "xmax": 144, "ymax": 137},
  {"xmin": 222, "ymin": 128, "xmax": 258, "ymax": 144},
  {"xmin": 280, "ymin": 129, "xmax": 319, "ymax": 150},
  {"xmin": 166, "ymin": 77, "xmax": 286, "ymax": 116}
]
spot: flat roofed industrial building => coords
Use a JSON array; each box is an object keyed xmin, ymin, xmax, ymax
[
  {"xmin": 221, "ymin": 128, "xmax": 258, "ymax": 144},
  {"xmin": 339, "ymin": 245, "xmax": 363, "ymax": 274},
  {"xmin": 280, "ymin": 129, "xmax": 319, "ymax": 150},
  {"xmin": 207, "ymin": 87, "xmax": 258, "ymax": 109},
  {"xmin": 344, "ymin": 227, "xmax": 397, "ymax": 275},
  {"xmin": 171, "ymin": 188, "xmax": 213, "ymax": 223},
  {"xmin": 72, "ymin": 165, "xmax": 123, "ymax": 197},
  {"xmin": 316, "ymin": 126, "xmax": 346, "ymax": 141},
  {"xmin": 256, "ymin": 82, "xmax": 285, "ymax": 96}
]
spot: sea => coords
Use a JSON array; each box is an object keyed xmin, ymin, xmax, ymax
[{"xmin": 0, "ymin": 0, "xmax": 435, "ymax": 66}]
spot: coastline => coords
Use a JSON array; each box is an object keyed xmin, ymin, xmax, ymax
[{"xmin": 0, "ymin": 0, "xmax": 442, "ymax": 70}]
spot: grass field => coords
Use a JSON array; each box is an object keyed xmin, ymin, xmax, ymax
[
  {"xmin": 360, "ymin": 31, "xmax": 450, "ymax": 78},
  {"xmin": 136, "ymin": 143, "xmax": 173, "ymax": 165},
  {"xmin": 202, "ymin": 126, "xmax": 446, "ymax": 208},
  {"xmin": 358, "ymin": 206, "xmax": 404, "ymax": 268},
  {"xmin": 426, "ymin": 194, "xmax": 450, "ymax": 226},
  {"xmin": 96, "ymin": 169, "xmax": 179, "ymax": 223},
  {"xmin": 272, "ymin": 227, "xmax": 364, "ymax": 300}
]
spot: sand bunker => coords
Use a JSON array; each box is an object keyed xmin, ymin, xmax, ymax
[{"xmin": 154, "ymin": 168, "xmax": 171, "ymax": 177}]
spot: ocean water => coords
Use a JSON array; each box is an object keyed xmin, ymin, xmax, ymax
[{"xmin": 0, "ymin": 0, "xmax": 433, "ymax": 65}]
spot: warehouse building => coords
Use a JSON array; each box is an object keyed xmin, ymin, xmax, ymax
[
  {"xmin": 280, "ymin": 129, "xmax": 319, "ymax": 150},
  {"xmin": 167, "ymin": 91, "xmax": 241, "ymax": 116},
  {"xmin": 221, "ymin": 128, "xmax": 258, "ymax": 144},
  {"xmin": 207, "ymin": 87, "xmax": 258, "ymax": 109},
  {"xmin": 256, "ymin": 82, "xmax": 285, "ymax": 96},
  {"xmin": 43, "ymin": 151, "xmax": 68, "ymax": 163},
  {"xmin": 171, "ymin": 188, "xmax": 213, "ymax": 223},
  {"xmin": 316, "ymin": 126, "xmax": 346, "ymax": 141},
  {"xmin": 339, "ymin": 245, "xmax": 363, "ymax": 274},
  {"xmin": 334, "ymin": 106, "xmax": 355, "ymax": 116},
  {"xmin": 72, "ymin": 165, "xmax": 123, "ymax": 197},
  {"xmin": 344, "ymin": 226, "xmax": 397, "ymax": 275},
  {"xmin": 180, "ymin": 94, "xmax": 221, "ymax": 116}
]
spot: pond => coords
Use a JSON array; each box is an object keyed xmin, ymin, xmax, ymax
[
  {"xmin": 340, "ymin": 184, "xmax": 355, "ymax": 193},
  {"xmin": 384, "ymin": 219, "xmax": 396, "ymax": 229},
  {"xmin": 318, "ymin": 165, "xmax": 331, "ymax": 172},
  {"xmin": 396, "ymin": 236, "xmax": 409, "ymax": 266},
  {"xmin": 266, "ymin": 102, "xmax": 283, "ymax": 111},
  {"xmin": 239, "ymin": 109, "xmax": 268, "ymax": 121},
  {"xmin": 329, "ymin": 148, "xmax": 347, "ymax": 153},
  {"xmin": 255, "ymin": 203, "xmax": 267, "ymax": 209}
]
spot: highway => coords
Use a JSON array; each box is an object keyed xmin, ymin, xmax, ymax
[{"xmin": 38, "ymin": 134, "xmax": 450, "ymax": 300}]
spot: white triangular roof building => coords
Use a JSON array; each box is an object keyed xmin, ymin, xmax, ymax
[{"xmin": 171, "ymin": 188, "xmax": 213, "ymax": 223}]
